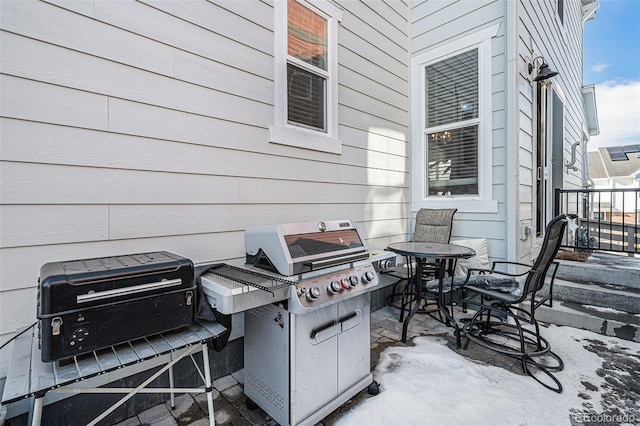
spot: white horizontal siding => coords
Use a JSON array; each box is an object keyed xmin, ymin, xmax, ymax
[
  {"xmin": 0, "ymin": 75, "xmax": 109, "ymax": 129},
  {"xmin": 339, "ymin": 29, "xmax": 407, "ymax": 84},
  {"xmin": 2, "ymin": 0, "xmax": 175, "ymax": 76},
  {"xmin": 411, "ymin": 0, "xmax": 501, "ymax": 56},
  {"xmin": 0, "ymin": 232, "xmax": 245, "ymax": 293},
  {"xmin": 0, "ymin": 0, "xmax": 410, "ymax": 377},
  {"xmin": 1, "ymin": 161, "xmax": 410, "ymax": 206},
  {"xmin": 339, "ymin": 125, "xmax": 408, "ymax": 157},
  {"xmin": 1, "ymin": 31, "xmax": 273, "ymax": 105},
  {"xmin": 0, "ymin": 205, "xmax": 109, "ymax": 248},
  {"xmin": 1, "ymin": 119, "xmax": 406, "ymax": 183},
  {"xmin": 0, "ymin": 203, "xmax": 409, "ymax": 250},
  {"xmin": 134, "ymin": 0, "xmax": 274, "ymax": 55}
]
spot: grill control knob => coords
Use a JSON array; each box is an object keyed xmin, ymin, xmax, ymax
[
  {"xmin": 380, "ymin": 259, "xmax": 394, "ymax": 269},
  {"xmin": 328, "ymin": 280, "xmax": 342, "ymax": 294},
  {"xmin": 362, "ymin": 271, "xmax": 375, "ymax": 283},
  {"xmin": 340, "ymin": 278, "xmax": 352, "ymax": 289},
  {"xmin": 306, "ymin": 286, "xmax": 321, "ymax": 302},
  {"xmin": 349, "ymin": 276, "xmax": 359, "ymax": 288}
]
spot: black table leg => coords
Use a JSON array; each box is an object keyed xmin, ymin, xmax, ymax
[
  {"xmin": 435, "ymin": 259, "xmax": 461, "ymax": 348},
  {"xmin": 401, "ymin": 257, "xmax": 422, "ymax": 343}
]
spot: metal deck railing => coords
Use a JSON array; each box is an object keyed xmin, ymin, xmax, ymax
[{"xmin": 554, "ymin": 188, "xmax": 640, "ymax": 255}]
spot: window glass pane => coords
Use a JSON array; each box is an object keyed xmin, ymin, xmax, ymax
[
  {"xmin": 425, "ymin": 50, "xmax": 478, "ymax": 128},
  {"xmin": 287, "ymin": 63, "xmax": 326, "ymax": 131},
  {"xmin": 557, "ymin": 0, "xmax": 565, "ymax": 24},
  {"xmin": 427, "ymin": 125, "xmax": 478, "ymax": 195},
  {"xmin": 288, "ymin": 0, "xmax": 327, "ymax": 70}
]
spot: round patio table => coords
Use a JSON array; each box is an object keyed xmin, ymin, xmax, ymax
[{"xmin": 387, "ymin": 242, "xmax": 475, "ymax": 347}]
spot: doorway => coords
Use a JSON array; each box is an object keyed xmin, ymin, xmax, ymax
[{"xmin": 535, "ymin": 83, "xmax": 564, "ymax": 238}]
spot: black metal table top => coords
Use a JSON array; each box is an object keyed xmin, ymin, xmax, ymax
[{"xmin": 387, "ymin": 242, "xmax": 475, "ymax": 260}]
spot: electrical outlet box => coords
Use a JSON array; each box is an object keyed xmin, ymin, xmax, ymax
[{"xmin": 520, "ymin": 222, "xmax": 533, "ymax": 240}]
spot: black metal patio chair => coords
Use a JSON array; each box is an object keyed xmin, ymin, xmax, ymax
[{"xmin": 460, "ymin": 214, "xmax": 568, "ymax": 393}]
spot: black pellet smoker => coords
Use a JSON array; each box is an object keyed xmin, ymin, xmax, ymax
[{"xmin": 37, "ymin": 251, "xmax": 195, "ymax": 362}]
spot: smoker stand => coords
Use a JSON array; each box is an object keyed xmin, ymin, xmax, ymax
[{"xmin": 1, "ymin": 322, "xmax": 226, "ymax": 426}]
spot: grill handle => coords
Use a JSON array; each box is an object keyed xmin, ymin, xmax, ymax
[
  {"xmin": 76, "ymin": 278, "xmax": 183, "ymax": 303},
  {"xmin": 304, "ymin": 252, "xmax": 369, "ymax": 271},
  {"xmin": 310, "ymin": 309, "xmax": 363, "ymax": 345}
]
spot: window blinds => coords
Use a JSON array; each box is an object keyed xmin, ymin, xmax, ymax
[{"xmin": 425, "ymin": 49, "xmax": 479, "ymax": 196}]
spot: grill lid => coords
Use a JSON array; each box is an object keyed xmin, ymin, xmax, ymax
[{"xmin": 245, "ymin": 220, "xmax": 369, "ymax": 276}]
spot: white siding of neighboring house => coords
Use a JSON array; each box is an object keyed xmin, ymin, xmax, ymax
[{"xmin": 0, "ymin": 0, "xmax": 410, "ymax": 378}]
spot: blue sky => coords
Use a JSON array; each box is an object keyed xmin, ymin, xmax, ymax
[
  {"xmin": 583, "ymin": 0, "xmax": 640, "ymax": 84},
  {"xmin": 583, "ymin": 0, "xmax": 640, "ymax": 150}
]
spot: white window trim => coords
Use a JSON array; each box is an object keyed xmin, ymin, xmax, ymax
[
  {"xmin": 555, "ymin": 0, "xmax": 568, "ymax": 43},
  {"xmin": 270, "ymin": 0, "xmax": 343, "ymax": 154},
  {"xmin": 410, "ymin": 23, "xmax": 500, "ymax": 213}
]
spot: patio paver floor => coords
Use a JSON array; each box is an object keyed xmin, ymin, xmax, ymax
[{"xmin": 114, "ymin": 304, "xmax": 639, "ymax": 425}]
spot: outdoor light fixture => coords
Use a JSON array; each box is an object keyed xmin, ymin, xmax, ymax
[{"xmin": 528, "ymin": 56, "xmax": 559, "ymax": 81}]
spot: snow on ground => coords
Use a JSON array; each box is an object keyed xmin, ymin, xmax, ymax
[{"xmin": 335, "ymin": 325, "xmax": 640, "ymax": 426}]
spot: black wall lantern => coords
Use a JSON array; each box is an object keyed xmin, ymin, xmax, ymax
[{"xmin": 528, "ymin": 56, "xmax": 559, "ymax": 81}]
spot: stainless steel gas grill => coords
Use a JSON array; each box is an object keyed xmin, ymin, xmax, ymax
[{"xmin": 200, "ymin": 220, "xmax": 395, "ymax": 426}]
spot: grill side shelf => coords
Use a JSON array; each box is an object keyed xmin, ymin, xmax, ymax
[{"xmin": 207, "ymin": 264, "xmax": 293, "ymax": 295}]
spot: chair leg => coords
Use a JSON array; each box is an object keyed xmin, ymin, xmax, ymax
[
  {"xmin": 482, "ymin": 305, "xmax": 492, "ymax": 335},
  {"xmin": 461, "ymin": 295, "xmax": 564, "ymax": 393},
  {"xmin": 462, "ymin": 307, "xmax": 489, "ymax": 350},
  {"xmin": 461, "ymin": 287, "xmax": 467, "ymax": 313},
  {"xmin": 510, "ymin": 314, "xmax": 529, "ymax": 374},
  {"xmin": 532, "ymin": 317, "xmax": 544, "ymax": 351}
]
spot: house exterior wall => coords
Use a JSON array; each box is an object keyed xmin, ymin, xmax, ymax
[
  {"xmin": 409, "ymin": 0, "xmax": 508, "ymax": 260},
  {"xmin": 409, "ymin": 0, "xmax": 590, "ymax": 264},
  {"xmin": 0, "ymin": 0, "xmax": 410, "ymax": 378},
  {"xmin": 517, "ymin": 0, "xmax": 591, "ymax": 258}
]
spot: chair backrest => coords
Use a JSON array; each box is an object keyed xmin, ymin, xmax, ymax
[
  {"xmin": 524, "ymin": 214, "xmax": 568, "ymax": 295},
  {"xmin": 412, "ymin": 208, "xmax": 457, "ymax": 244}
]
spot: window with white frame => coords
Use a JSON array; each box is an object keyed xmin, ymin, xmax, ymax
[
  {"xmin": 425, "ymin": 49, "xmax": 479, "ymax": 196},
  {"xmin": 270, "ymin": 0, "xmax": 342, "ymax": 154},
  {"xmin": 411, "ymin": 24, "xmax": 499, "ymax": 212}
]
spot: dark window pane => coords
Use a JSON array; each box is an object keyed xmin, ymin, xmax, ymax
[
  {"xmin": 558, "ymin": 0, "xmax": 564, "ymax": 24},
  {"xmin": 425, "ymin": 50, "xmax": 478, "ymax": 128},
  {"xmin": 427, "ymin": 125, "xmax": 479, "ymax": 195},
  {"xmin": 287, "ymin": 64, "xmax": 326, "ymax": 131}
]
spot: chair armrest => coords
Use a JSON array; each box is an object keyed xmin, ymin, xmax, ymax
[
  {"xmin": 465, "ymin": 267, "xmax": 543, "ymax": 279},
  {"xmin": 490, "ymin": 260, "xmax": 532, "ymax": 270}
]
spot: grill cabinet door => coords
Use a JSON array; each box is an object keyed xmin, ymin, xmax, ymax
[
  {"xmin": 291, "ymin": 303, "xmax": 339, "ymax": 424},
  {"xmin": 337, "ymin": 293, "xmax": 371, "ymax": 393}
]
